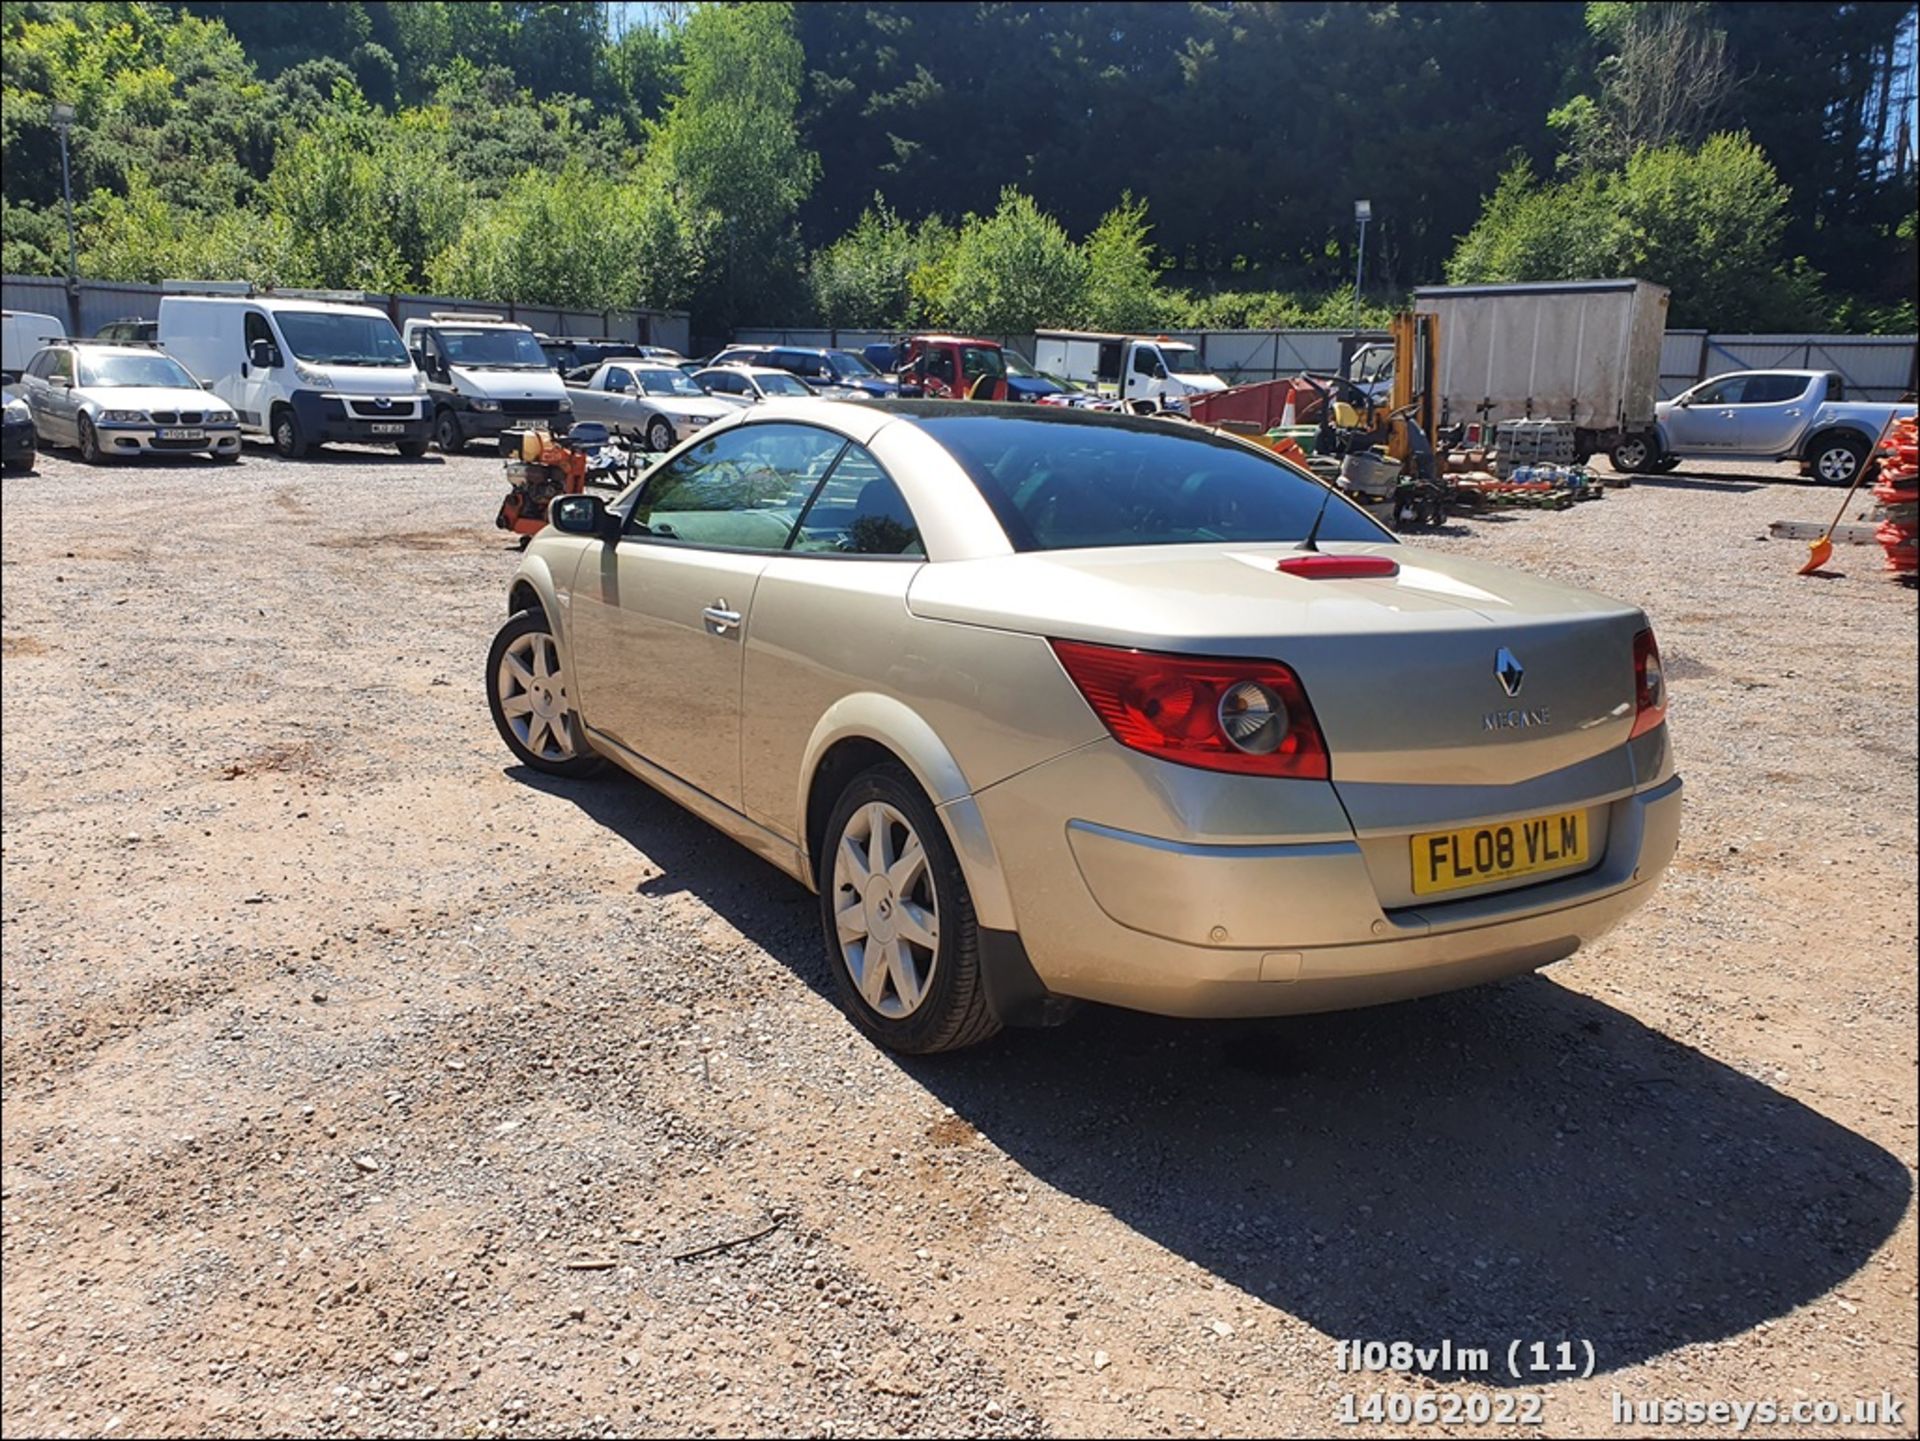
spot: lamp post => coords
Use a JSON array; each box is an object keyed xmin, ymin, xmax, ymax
[
  {"xmin": 1351, "ymin": 198, "xmax": 1371, "ymax": 331},
  {"xmin": 52, "ymin": 101, "xmax": 79, "ymax": 336}
]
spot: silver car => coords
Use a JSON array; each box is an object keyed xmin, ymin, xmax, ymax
[
  {"xmin": 487, "ymin": 401, "xmax": 1682, "ymax": 1054},
  {"xmin": 17, "ymin": 341, "xmax": 241, "ymax": 463}
]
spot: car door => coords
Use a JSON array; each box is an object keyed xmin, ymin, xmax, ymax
[
  {"xmin": 238, "ymin": 310, "xmax": 279, "ymax": 430},
  {"xmin": 739, "ymin": 441, "xmax": 928, "ymax": 832},
  {"xmin": 1734, "ymin": 372, "xmax": 1816, "ymax": 455},
  {"xmin": 567, "ymin": 421, "xmax": 852, "ymax": 809},
  {"xmin": 33, "ymin": 349, "xmax": 80, "ymax": 443},
  {"xmin": 1664, "ymin": 374, "xmax": 1749, "ymax": 451},
  {"xmin": 1124, "ymin": 343, "xmax": 1162, "ymax": 403}
]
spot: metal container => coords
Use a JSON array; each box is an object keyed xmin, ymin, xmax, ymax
[
  {"xmin": 1339, "ymin": 448, "xmax": 1402, "ymax": 498},
  {"xmin": 1413, "ymin": 279, "xmax": 1669, "ymax": 434}
]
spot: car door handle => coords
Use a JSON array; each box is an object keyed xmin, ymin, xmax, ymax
[
  {"xmin": 702, "ymin": 602, "xmax": 742, "ymax": 635},
  {"xmin": 1784, "ymin": 408, "xmax": 1801, "ymax": 417}
]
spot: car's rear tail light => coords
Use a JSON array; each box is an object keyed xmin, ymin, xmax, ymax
[
  {"xmin": 1630, "ymin": 627, "xmax": 1666, "ymax": 738},
  {"xmin": 1275, "ymin": 553, "xmax": 1400, "ymax": 579},
  {"xmin": 1049, "ymin": 639, "xmax": 1330, "ymax": 779}
]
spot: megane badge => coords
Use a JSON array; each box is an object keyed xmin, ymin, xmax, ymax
[{"xmin": 1495, "ymin": 647, "xmax": 1524, "ymax": 697}]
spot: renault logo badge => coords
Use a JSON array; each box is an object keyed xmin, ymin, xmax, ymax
[{"xmin": 1495, "ymin": 647, "xmax": 1525, "ymax": 697}]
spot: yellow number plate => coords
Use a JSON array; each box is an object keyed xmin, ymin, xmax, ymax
[{"xmin": 1410, "ymin": 811, "xmax": 1590, "ymax": 896}]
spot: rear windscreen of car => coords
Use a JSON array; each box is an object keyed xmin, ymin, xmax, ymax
[{"xmin": 914, "ymin": 411, "xmax": 1391, "ymax": 552}]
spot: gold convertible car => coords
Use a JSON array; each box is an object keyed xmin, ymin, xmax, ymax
[{"xmin": 488, "ymin": 401, "xmax": 1682, "ymax": 1053}]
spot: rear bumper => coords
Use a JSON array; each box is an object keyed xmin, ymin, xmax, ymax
[{"xmin": 972, "ymin": 744, "xmax": 1683, "ymax": 1019}]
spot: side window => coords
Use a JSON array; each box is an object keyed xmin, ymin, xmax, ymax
[
  {"xmin": 25, "ymin": 350, "xmax": 50, "ymax": 379},
  {"xmin": 244, "ymin": 311, "xmax": 274, "ymax": 358},
  {"xmin": 1824, "ymin": 373, "xmax": 1845, "ymax": 402},
  {"xmin": 604, "ymin": 367, "xmax": 633, "ymax": 393},
  {"xmin": 48, "ymin": 350, "xmax": 74, "ymax": 383},
  {"xmin": 627, "ymin": 422, "xmax": 849, "ymax": 551},
  {"xmin": 923, "ymin": 348, "xmax": 956, "ymax": 385},
  {"xmin": 1692, "ymin": 376, "xmax": 1748, "ymax": 405},
  {"xmin": 1133, "ymin": 346, "xmax": 1161, "ymax": 376},
  {"xmin": 1747, "ymin": 373, "xmax": 1811, "ymax": 404},
  {"xmin": 789, "ymin": 444, "xmax": 924, "ymax": 557}
]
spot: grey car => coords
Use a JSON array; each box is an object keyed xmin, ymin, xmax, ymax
[
  {"xmin": 18, "ymin": 341, "xmax": 241, "ymax": 463},
  {"xmin": 486, "ymin": 401, "xmax": 1682, "ymax": 1053}
]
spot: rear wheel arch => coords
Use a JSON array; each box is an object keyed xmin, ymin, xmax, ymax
[
  {"xmin": 796, "ymin": 701, "xmax": 1016, "ymax": 931},
  {"xmin": 1801, "ymin": 424, "xmax": 1871, "ymax": 460}
]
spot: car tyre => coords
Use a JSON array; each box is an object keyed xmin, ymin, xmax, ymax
[
  {"xmin": 396, "ymin": 438, "xmax": 431, "ymax": 458},
  {"xmin": 486, "ymin": 609, "xmax": 601, "ymax": 778},
  {"xmin": 1808, "ymin": 432, "xmax": 1869, "ymax": 486},
  {"xmin": 77, "ymin": 413, "xmax": 106, "ymax": 464},
  {"xmin": 435, "ymin": 409, "xmax": 466, "ymax": 454},
  {"xmin": 818, "ymin": 763, "xmax": 1000, "ymax": 1055},
  {"xmin": 271, "ymin": 405, "xmax": 310, "ymax": 459},
  {"xmin": 645, "ymin": 416, "xmax": 675, "ymax": 453},
  {"xmin": 1608, "ymin": 433, "xmax": 1658, "ymax": 473}
]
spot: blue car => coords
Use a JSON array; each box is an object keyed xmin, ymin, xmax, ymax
[
  {"xmin": 1004, "ymin": 349, "xmax": 1072, "ymax": 402},
  {"xmin": 711, "ymin": 344, "xmax": 901, "ymax": 398}
]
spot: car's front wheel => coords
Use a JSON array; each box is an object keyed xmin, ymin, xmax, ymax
[
  {"xmin": 271, "ymin": 406, "xmax": 310, "ymax": 459},
  {"xmin": 645, "ymin": 415, "xmax": 675, "ymax": 452},
  {"xmin": 818, "ymin": 763, "xmax": 999, "ymax": 1054},
  {"xmin": 486, "ymin": 609, "xmax": 601, "ymax": 777},
  {"xmin": 77, "ymin": 413, "xmax": 106, "ymax": 464},
  {"xmin": 435, "ymin": 409, "xmax": 466, "ymax": 454}
]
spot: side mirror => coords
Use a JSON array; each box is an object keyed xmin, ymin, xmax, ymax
[
  {"xmin": 409, "ymin": 347, "xmax": 427, "ymax": 370},
  {"xmin": 1675, "ymin": 395, "xmax": 1692, "ymax": 407},
  {"xmin": 549, "ymin": 492, "xmax": 616, "ymax": 539},
  {"xmin": 249, "ymin": 339, "xmax": 279, "ymax": 369},
  {"xmin": 1155, "ymin": 365, "xmax": 1170, "ymax": 380}
]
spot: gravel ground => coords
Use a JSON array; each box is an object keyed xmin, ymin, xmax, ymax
[{"xmin": 2, "ymin": 439, "xmax": 1915, "ymax": 1439}]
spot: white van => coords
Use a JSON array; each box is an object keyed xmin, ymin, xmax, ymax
[
  {"xmin": 400, "ymin": 312, "xmax": 572, "ymax": 453},
  {"xmin": 3, "ymin": 309, "xmax": 67, "ymax": 383},
  {"xmin": 1030, "ymin": 330, "xmax": 1227, "ymax": 412},
  {"xmin": 157, "ymin": 286, "xmax": 431, "ymax": 457}
]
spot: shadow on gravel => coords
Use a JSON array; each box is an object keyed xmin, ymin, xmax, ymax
[
  {"xmin": 514, "ymin": 765, "xmax": 1913, "ymax": 1385},
  {"xmin": 1624, "ymin": 474, "xmax": 1771, "ymax": 493},
  {"xmin": 242, "ymin": 442, "xmax": 443, "ymax": 467}
]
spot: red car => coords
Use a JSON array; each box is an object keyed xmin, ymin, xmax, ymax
[{"xmin": 899, "ymin": 334, "xmax": 1008, "ymax": 401}]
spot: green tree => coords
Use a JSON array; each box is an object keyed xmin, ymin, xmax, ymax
[
  {"xmin": 644, "ymin": 1, "xmax": 817, "ymax": 327},
  {"xmin": 938, "ymin": 188, "xmax": 1088, "ymax": 334},
  {"xmin": 1447, "ymin": 134, "xmax": 1826, "ymax": 329},
  {"xmin": 262, "ymin": 89, "xmax": 467, "ymax": 290},
  {"xmin": 809, "ymin": 197, "xmax": 916, "ymax": 328},
  {"xmin": 429, "ymin": 157, "xmax": 652, "ymax": 310},
  {"xmin": 1082, "ymin": 192, "xmax": 1177, "ymax": 332}
]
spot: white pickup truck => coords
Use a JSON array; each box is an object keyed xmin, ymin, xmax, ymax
[
  {"xmin": 1613, "ymin": 369, "xmax": 1914, "ymax": 485},
  {"xmin": 1030, "ymin": 330, "xmax": 1226, "ymax": 412},
  {"xmin": 564, "ymin": 360, "xmax": 743, "ymax": 451}
]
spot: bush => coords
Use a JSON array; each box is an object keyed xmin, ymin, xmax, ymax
[
  {"xmin": 936, "ymin": 188, "xmax": 1089, "ymax": 335},
  {"xmin": 809, "ymin": 197, "xmax": 916, "ymax": 328},
  {"xmin": 1083, "ymin": 193, "xmax": 1179, "ymax": 332},
  {"xmin": 1446, "ymin": 133, "xmax": 1826, "ymax": 330}
]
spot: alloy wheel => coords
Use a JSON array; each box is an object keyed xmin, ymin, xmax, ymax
[
  {"xmin": 831, "ymin": 800, "xmax": 940, "ymax": 1019},
  {"xmin": 495, "ymin": 629, "xmax": 577, "ymax": 762},
  {"xmin": 1816, "ymin": 445, "xmax": 1859, "ymax": 484}
]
